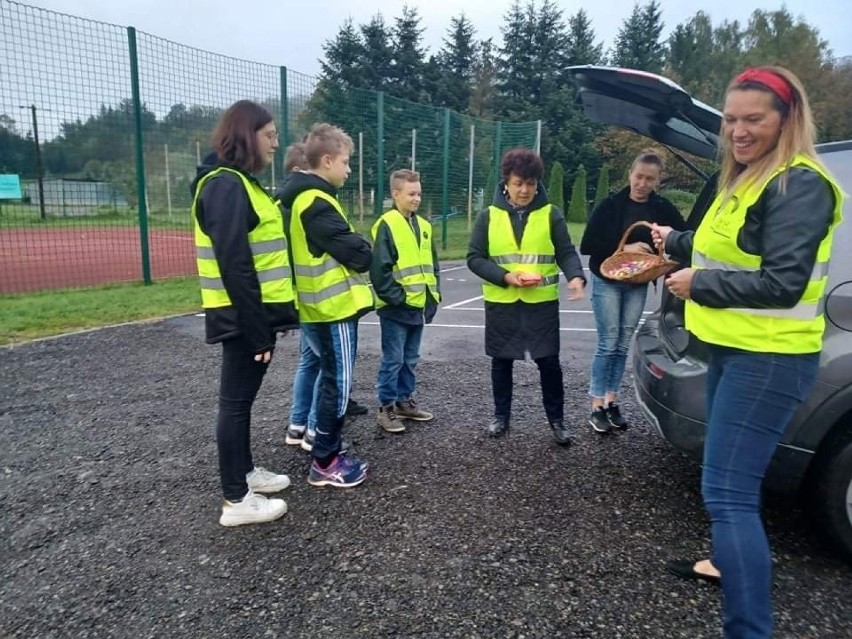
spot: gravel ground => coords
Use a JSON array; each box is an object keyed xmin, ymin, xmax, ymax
[{"xmin": 1, "ymin": 319, "xmax": 850, "ymax": 638}]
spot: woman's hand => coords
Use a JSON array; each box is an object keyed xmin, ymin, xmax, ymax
[
  {"xmin": 666, "ymin": 268, "xmax": 694, "ymax": 300},
  {"xmin": 254, "ymin": 349, "xmax": 273, "ymax": 364},
  {"xmin": 566, "ymin": 276, "xmax": 585, "ymax": 301},
  {"xmin": 623, "ymin": 241, "xmax": 653, "ymax": 254},
  {"xmin": 503, "ymin": 271, "xmax": 524, "ymax": 287},
  {"xmin": 651, "ymin": 224, "xmax": 673, "ymax": 250}
]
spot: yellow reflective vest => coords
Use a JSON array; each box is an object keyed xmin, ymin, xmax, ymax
[
  {"xmin": 371, "ymin": 209, "xmax": 440, "ymax": 309},
  {"xmin": 289, "ymin": 188, "xmax": 374, "ymax": 323},
  {"xmin": 686, "ymin": 155, "xmax": 843, "ymax": 353},
  {"xmin": 192, "ymin": 167, "xmax": 294, "ymax": 309},
  {"xmin": 483, "ymin": 204, "xmax": 560, "ymax": 304}
]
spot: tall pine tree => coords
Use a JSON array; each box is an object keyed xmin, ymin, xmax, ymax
[
  {"xmin": 611, "ymin": 1, "xmax": 666, "ymax": 73},
  {"xmin": 435, "ymin": 14, "xmax": 478, "ymax": 112}
]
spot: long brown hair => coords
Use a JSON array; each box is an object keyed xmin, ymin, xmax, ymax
[
  {"xmin": 717, "ymin": 66, "xmax": 824, "ymax": 195},
  {"xmin": 211, "ymin": 100, "xmax": 273, "ymax": 174}
]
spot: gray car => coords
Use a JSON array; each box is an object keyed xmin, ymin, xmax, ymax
[{"xmin": 568, "ymin": 65, "xmax": 852, "ymax": 560}]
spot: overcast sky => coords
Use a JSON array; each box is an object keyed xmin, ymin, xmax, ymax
[{"xmin": 23, "ymin": 0, "xmax": 852, "ymax": 77}]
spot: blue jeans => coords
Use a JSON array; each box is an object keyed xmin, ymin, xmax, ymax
[
  {"xmin": 299, "ymin": 320, "xmax": 358, "ymax": 461},
  {"xmin": 702, "ymin": 345, "xmax": 819, "ymax": 639},
  {"xmin": 376, "ymin": 317, "xmax": 423, "ymax": 405},
  {"xmin": 289, "ymin": 332, "xmax": 319, "ymax": 429},
  {"xmin": 588, "ymin": 274, "xmax": 648, "ymax": 398}
]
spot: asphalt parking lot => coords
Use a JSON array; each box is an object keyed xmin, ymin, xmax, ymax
[{"xmin": 2, "ymin": 261, "xmax": 850, "ymax": 638}]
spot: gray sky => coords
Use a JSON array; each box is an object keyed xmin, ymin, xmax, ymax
[{"xmin": 23, "ymin": 0, "xmax": 852, "ymax": 77}]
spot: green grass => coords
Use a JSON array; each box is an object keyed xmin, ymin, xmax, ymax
[
  {"xmin": 0, "ymin": 214, "xmax": 588, "ymax": 345},
  {"xmin": 0, "ymin": 277, "xmax": 201, "ymax": 346},
  {"xmin": 0, "ymin": 203, "xmax": 191, "ymax": 230}
]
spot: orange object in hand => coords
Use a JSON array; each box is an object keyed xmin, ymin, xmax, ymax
[{"xmin": 517, "ymin": 272, "xmax": 542, "ymax": 286}]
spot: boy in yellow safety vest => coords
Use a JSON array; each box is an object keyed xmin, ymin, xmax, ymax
[
  {"xmin": 370, "ymin": 170, "xmax": 441, "ymax": 433},
  {"xmin": 277, "ymin": 124, "xmax": 374, "ymax": 488}
]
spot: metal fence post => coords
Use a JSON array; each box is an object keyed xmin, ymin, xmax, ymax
[
  {"xmin": 467, "ymin": 123, "xmax": 475, "ymax": 231},
  {"xmin": 375, "ymin": 91, "xmax": 384, "ymax": 217},
  {"xmin": 492, "ymin": 120, "xmax": 503, "ymax": 186},
  {"xmin": 278, "ymin": 66, "xmax": 289, "ymax": 180},
  {"xmin": 127, "ymin": 26, "xmax": 152, "ymax": 285},
  {"xmin": 441, "ymin": 107, "xmax": 450, "ymax": 249}
]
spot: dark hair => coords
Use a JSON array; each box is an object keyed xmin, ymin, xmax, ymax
[
  {"xmin": 500, "ymin": 148, "xmax": 544, "ymax": 181},
  {"xmin": 211, "ymin": 100, "xmax": 273, "ymax": 173}
]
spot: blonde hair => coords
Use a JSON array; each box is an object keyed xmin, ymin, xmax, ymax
[
  {"xmin": 390, "ymin": 169, "xmax": 420, "ymax": 192},
  {"xmin": 718, "ymin": 66, "xmax": 824, "ymax": 196},
  {"xmin": 283, "ymin": 142, "xmax": 307, "ymax": 173},
  {"xmin": 304, "ymin": 123, "xmax": 353, "ymax": 169}
]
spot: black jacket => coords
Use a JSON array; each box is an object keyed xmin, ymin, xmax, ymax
[
  {"xmin": 276, "ymin": 171, "xmax": 373, "ymax": 322},
  {"xmin": 665, "ymin": 167, "xmax": 836, "ymax": 309},
  {"xmin": 467, "ymin": 182, "xmax": 586, "ymax": 359},
  {"xmin": 190, "ymin": 154, "xmax": 298, "ymax": 353},
  {"xmin": 370, "ymin": 212, "xmax": 441, "ymax": 325},
  {"xmin": 580, "ymin": 186, "xmax": 687, "ymax": 280}
]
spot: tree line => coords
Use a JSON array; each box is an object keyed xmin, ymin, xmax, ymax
[
  {"xmin": 1, "ymin": 1, "xmax": 850, "ymax": 214},
  {"xmin": 307, "ymin": 1, "xmax": 852, "ymax": 209}
]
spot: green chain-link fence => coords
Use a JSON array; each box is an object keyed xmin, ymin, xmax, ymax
[{"xmin": 0, "ymin": 0, "xmax": 538, "ymax": 294}]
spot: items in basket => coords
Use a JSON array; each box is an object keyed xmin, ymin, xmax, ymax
[{"xmin": 608, "ymin": 259, "xmax": 649, "ymax": 279}]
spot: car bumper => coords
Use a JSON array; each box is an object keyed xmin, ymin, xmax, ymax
[
  {"xmin": 632, "ymin": 322, "xmax": 708, "ymax": 458},
  {"xmin": 632, "ymin": 319, "xmax": 815, "ymax": 494}
]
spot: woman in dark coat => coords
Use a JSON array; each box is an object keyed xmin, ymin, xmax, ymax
[
  {"xmin": 467, "ymin": 148, "xmax": 586, "ymax": 445},
  {"xmin": 580, "ymin": 149, "xmax": 687, "ymax": 434}
]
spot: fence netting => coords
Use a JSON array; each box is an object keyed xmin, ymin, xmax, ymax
[{"xmin": 0, "ymin": 0, "xmax": 538, "ymax": 293}]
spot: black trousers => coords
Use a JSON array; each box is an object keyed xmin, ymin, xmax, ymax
[
  {"xmin": 216, "ymin": 336, "xmax": 269, "ymax": 501},
  {"xmin": 491, "ymin": 355, "xmax": 564, "ymax": 422}
]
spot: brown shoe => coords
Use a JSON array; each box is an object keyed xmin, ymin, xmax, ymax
[
  {"xmin": 377, "ymin": 404, "xmax": 405, "ymax": 433},
  {"xmin": 395, "ymin": 399, "xmax": 433, "ymax": 421}
]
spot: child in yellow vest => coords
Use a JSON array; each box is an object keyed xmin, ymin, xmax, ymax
[{"xmin": 370, "ymin": 170, "xmax": 441, "ymax": 433}]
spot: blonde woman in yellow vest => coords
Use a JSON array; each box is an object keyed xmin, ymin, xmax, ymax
[
  {"xmin": 467, "ymin": 148, "xmax": 586, "ymax": 445},
  {"xmin": 277, "ymin": 123, "xmax": 373, "ymax": 488},
  {"xmin": 190, "ymin": 100, "xmax": 298, "ymax": 527},
  {"xmin": 653, "ymin": 67, "xmax": 843, "ymax": 639},
  {"xmin": 370, "ymin": 169, "xmax": 441, "ymax": 434}
]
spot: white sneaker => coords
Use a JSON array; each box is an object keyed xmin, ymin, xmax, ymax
[
  {"xmin": 246, "ymin": 466, "xmax": 290, "ymax": 493},
  {"xmin": 219, "ymin": 491, "xmax": 287, "ymax": 527}
]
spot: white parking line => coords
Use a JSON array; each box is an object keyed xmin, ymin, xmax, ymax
[
  {"xmin": 443, "ymin": 294, "xmax": 484, "ymax": 309},
  {"xmin": 439, "ymin": 265, "xmax": 469, "ymax": 273}
]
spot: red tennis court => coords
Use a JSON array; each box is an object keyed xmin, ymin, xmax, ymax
[{"xmin": 0, "ymin": 228, "xmax": 196, "ymax": 293}]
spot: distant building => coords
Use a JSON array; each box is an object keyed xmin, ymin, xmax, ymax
[{"xmin": 22, "ymin": 179, "xmax": 128, "ymax": 216}]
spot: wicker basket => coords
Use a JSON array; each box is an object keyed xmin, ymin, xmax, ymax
[{"xmin": 600, "ymin": 221, "xmax": 678, "ymax": 284}]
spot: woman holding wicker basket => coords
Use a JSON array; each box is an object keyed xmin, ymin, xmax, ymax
[
  {"xmin": 653, "ymin": 66, "xmax": 843, "ymax": 638},
  {"xmin": 579, "ymin": 149, "xmax": 686, "ymax": 433}
]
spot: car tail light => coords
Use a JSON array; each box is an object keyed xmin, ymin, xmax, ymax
[{"xmin": 647, "ymin": 363, "xmax": 665, "ymax": 380}]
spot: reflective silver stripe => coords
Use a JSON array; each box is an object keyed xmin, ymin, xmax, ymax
[
  {"xmin": 200, "ymin": 268, "xmax": 291, "ymax": 290},
  {"xmin": 394, "ymin": 265, "xmax": 425, "ymax": 279},
  {"xmin": 250, "ymin": 239, "xmax": 287, "ymax": 255},
  {"xmin": 403, "ymin": 283, "xmax": 427, "ymax": 293},
  {"xmin": 199, "ymin": 276, "xmax": 225, "ymax": 290},
  {"xmin": 298, "ymin": 279, "xmax": 355, "ymax": 305},
  {"xmin": 294, "ymin": 259, "xmax": 343, "ymax": 279},
  {"xmin": 492, "ymin": 254, "xmax": 556, "ymax": 265},
  {"xmin": 539, "ymin": 274, "xmax": 560, "ymax": 287},
  {"xmin": 693, "ymin": 251, "xmax": 829, "ymax": 279},
  {"xmin": 729, "ymin": 298, "xmax": 825, "ymax": 321},
  {"xmin": 198, "ymin": 241, "xmax": 286, "ymax": 260},
  {"xmin": 257, "ymin": 267, "xmax": 291, "ymax": 283}
]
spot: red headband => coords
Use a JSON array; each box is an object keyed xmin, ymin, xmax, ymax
[{"xmin": 734, "ymin": 68, "xmax": 793, "ymax": 106}]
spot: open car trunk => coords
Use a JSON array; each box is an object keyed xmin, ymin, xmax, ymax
[{"xmin": 566, "ymin": 65, "xmax": 721, "ymax": 360}]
